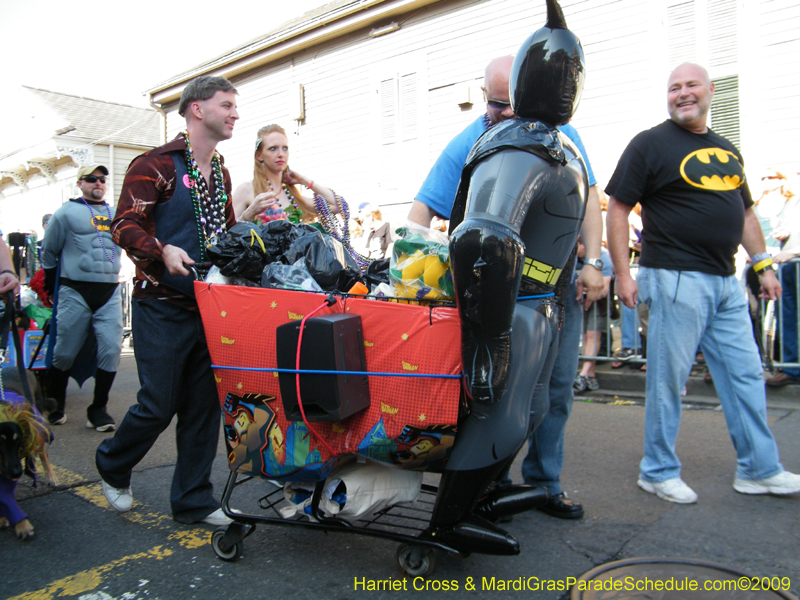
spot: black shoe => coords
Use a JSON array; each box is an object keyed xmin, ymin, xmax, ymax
[
  {"xmin": 86, "ymin": 406, "xmax": 116, "ymax": 432},
  {"xmin": 537, "ymin": 492, "xmax": 584, "ymax": 519},
  {"xmin": 48, "ymin": 411, "xmax": 67, "ymax": 425},
  {"xmin": 612, "ymin": 347, "xmax": 639, "ymax": 361}
]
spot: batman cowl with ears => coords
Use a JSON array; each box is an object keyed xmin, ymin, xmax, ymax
[{"xmin": 428, "ymin": 0, "xmax": 590, "ymax": 556}]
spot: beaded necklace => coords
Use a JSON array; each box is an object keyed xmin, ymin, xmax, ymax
[
  {"xmin": 182, "ymin": 132, "xmax": 228, "ymax": 260},
  {"xmin": 266, "ymin": 180, "xmax": 303, "ymax": 224},
  {"xmin": 80, "ymin": 197, "xmax": 115, "ymax": 264},
  {"xmin": 313, "ymin": 192, "xmax": 370, "ymax": 269}
]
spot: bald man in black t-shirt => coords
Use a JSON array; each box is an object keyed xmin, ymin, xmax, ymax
[{"xmin": 606, "ymin": 62, "xmax": 800, "ymax": 505}]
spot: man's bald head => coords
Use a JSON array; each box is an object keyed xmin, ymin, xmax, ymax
[
  {"xmin": 667, "ymin": 62, "xmax": 714, "ymax": 133},
  {"xmin": 483, "ymin": 56, "xmax": 515, "ymax": 124}
]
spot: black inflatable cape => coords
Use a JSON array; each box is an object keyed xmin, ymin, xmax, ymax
[{"xmin": 44, "ymin": 260, "xmax": 98, "ymax": 386}]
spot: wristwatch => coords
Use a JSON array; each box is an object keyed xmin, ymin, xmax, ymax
[
  {"xmin": 755, "ymin": 262, "xmax": 777, "ymax": 275},
  {"xmin": 585, "ymin": 258, "xmax": 604, "ymax": 270}
]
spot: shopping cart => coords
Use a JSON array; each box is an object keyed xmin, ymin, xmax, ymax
[{"xmin": 195, "ymin": 281, "xmax": 466, "ymax": 575}]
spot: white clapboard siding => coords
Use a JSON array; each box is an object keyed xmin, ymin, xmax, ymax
[
  {"xmin": 92, "ymin": 146, "xmax": 110, "ymax": 171},
  {"xmin": 568, "ymin": 0, "xmax": 663, "ymax": 185},
  {"xmin": 158, "ymin": 0, "xmax": 800, "ymax": 225},
  {"xmin": 112, "ymin": 146, "xmax": 151, "ymax": 205},
  {"xmin": 753, "ymin": 0, "xmax": 800, "ymax": 177}
]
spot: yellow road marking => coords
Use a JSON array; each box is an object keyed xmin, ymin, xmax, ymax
[
  {"xmin": 72, "ymin": 482, "xmax": 175, "ymax": 529},
  {"xmin": 169, "ymin": 528, "xmax": 212, "ymax": 549},
  {"xmin": 11, "ymin": 464, "xmax": 214, "ymax": 600},
  {"xmin": 51, "ymin": 464, "xmax": 88, "ymax": 487},
  {"xmin": 7, "ymin": 546, "xmax": 174, "ymax": 600}
]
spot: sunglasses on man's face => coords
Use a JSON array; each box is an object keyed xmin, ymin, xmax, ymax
[
  {"xmin": 487, "ymin": 99, "xmax": 511, "ymax": 111},
  {"xmin": 81, "ymin": 175, "xmax": 107, "ymax": 184}
]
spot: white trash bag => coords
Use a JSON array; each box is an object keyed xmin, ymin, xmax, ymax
[{"xmin": 279, "ymin": 456, "xmax": 423, "ymax": 522}]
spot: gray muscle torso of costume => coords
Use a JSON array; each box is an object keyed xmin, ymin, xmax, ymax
[{"xmin": 40, "ymin": 199, "xmax": 121, "ymax": 281}]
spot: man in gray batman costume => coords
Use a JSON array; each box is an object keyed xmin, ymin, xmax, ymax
[{"xmin": 41, "ymin": 164, "xmax": 123, "ymax": 431}]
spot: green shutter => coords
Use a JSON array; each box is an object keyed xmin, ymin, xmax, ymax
[{"xmin": 710, "ymin": 75, "xmax": 740, "ymax": 149}]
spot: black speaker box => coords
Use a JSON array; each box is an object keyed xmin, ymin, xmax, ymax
[{"xmin": 276, "ymin": 313, "xmax": 371, "ymax": 422}]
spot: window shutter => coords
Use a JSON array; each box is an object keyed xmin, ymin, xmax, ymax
[
  {"xmin": 668, "ymin": 1, "xmax": 697, "ymax": 66},
  {"xmin": 708, "ymin": 0, "xmax": 738, "ymax": 69},
  {"xmin": 399, "ymin": 72, "xmax": 418, "ymax": 142},
  {"xmin": 378, "ymin": 71, "xmax": 419, "ymax": 194},
  {"xmin": 380, "ymin": 78, "xmax": 398, "ymax": 143},
  {"xmin": 710, "ymin": 75, "xmax": 740, "ymax": 149}
]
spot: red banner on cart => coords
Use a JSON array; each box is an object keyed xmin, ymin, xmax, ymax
[{"xmin": 195, "ymin": 282, "xmax": 463, "ymax": 481}]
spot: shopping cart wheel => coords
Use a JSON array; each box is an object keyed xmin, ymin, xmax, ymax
[
  {"xmin": 212, "ymin": 528, "xmax": 244, "ymax": 562},
  {"xmin": 396, "ymin": 544, "xmax": 436, "ymax": 577}
]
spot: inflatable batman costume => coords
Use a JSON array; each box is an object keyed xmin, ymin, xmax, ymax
[{"xmin": 427, "ymin": 0, "xmax": 589, "ymax": 555}]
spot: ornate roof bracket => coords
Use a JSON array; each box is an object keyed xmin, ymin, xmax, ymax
[
  {"xmin": 0, "ymin": 170, "xmax": 28, "ymax": 191},
  {"xmin": 55, "ymin": 145, "xmax": 92, "ymax": 166},
  {"xmin": 26, "ymin": 160, "xmax": 57, "ymax": 183}
]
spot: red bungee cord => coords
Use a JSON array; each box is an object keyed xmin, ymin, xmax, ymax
[{"xmin": 294, "ymin": 296, "xmax": 338, "ymax": 456}]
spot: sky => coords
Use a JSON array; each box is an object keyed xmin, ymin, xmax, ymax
[{"xmin": 0, "ymin": 0, "xmax": 327, "ymax": 108}]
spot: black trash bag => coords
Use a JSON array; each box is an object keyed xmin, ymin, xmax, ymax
[
  {"xmin": 364, "ymin": 258, "xmax": 390, "ymax": 289},
  {"xmin": 207, "ymin": 222, "xmax": 274, "ymax": 282},
  {"xmin": 261, "ymin": 259, "xmax": 323, "ymax": 292},
  {"xmin": 337, "ymin": 266, "xmax": 365, "ymax": 294},
  {"xmin": 283, "ymin": 227, "xmax": 361, "ymax": 291},
  {"xmin": 256, "ymin": 220, "xmax": 307, "ymax": 258}
]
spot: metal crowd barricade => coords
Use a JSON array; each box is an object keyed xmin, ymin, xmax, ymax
[
  {"xmin": 577, "ymin": 258, "xmax": 800, "ymax": 372},
  {"xmin": 768, "ymin": 257, "xmax": 800, "ymax": 371},
  {"xmin": 121, "ymin": 278, "xmax": 134, "ymax": 348},
  {"xmin": 577, "ymin": 262, "xmax": 644, "ymax": 366}
]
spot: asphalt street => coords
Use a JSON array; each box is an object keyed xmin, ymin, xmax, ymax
[{"xmin": 3, "ymin": 353, "xmax": 799, "ymax": 600}]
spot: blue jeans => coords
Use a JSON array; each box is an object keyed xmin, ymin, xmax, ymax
[
  {"xmin": 96, "ymin": 298, "xmax": 222, "ymax": 523},
  {"xmin": 778, "ymin": 262, "xmax": 799, "ymax": 379},
  {"xmin": 637, "ymin": 267, "xmax": 783, "ymax": 483},
  {"xmin": 620, "ymin": 302, "xmax": 641, "ymax": 349},
  {"xmin": 520, "ymin": 281, "xmax": 582, "ymax": 495}
]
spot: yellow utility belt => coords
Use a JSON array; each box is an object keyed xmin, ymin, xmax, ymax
[{"xmin": 522, "ymin": 256, "xmax": 562, "ymax": 285}]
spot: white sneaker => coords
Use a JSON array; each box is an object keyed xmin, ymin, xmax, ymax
[
  {"xmin": 637, "ymin": 477, "xmax": 698, "ymax": 504},
  {"xmin": 102, "ymin": 480, "xmax": 133, "ymax": 512},
  {"xmin": 200, "ymin": 508, "xmax": 233, "ymax": 526},
  {"xmin": 733, "ymin": 470, "xmax": 800, "ymax": 495}
]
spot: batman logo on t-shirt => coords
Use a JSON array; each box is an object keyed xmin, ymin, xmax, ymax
[
  {"xmin": 679, "ymin": 148, "xmax": 746, "ymax": 191},
  {"xmin": 91, "ymin": 215, "xmax": 111, "ymax": 232}
]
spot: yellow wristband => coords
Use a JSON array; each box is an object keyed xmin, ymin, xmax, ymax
[{"xmin": 753, "ymin": 258, "xmax": 774, "ymax": 273}]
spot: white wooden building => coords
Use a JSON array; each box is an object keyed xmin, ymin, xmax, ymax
[
  {"xmin": 147, "ymin": 0, "xmax": 799, "ymax": 227},
  {"xmin": 0, "ymin": 87, "xmax": 161, "ymax": 237}
]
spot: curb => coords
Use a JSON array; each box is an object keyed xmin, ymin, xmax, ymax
[{"xmin": 587, "ymin": 362, "xmax": 800, "ymax": 411}]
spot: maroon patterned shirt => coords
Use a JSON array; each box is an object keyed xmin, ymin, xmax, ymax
[{"xmin": 111, "ymin": 136, "xmax": 235, "ymax": 309}]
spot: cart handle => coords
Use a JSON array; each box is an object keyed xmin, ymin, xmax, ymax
[{"xmin": 187, "ymin": 262, "xmax": 213, "ymax": 281}]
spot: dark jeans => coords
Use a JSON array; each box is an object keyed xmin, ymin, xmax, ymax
[
  {"xmin": 520, "ymin": 281, "xmax": 581, "ymax": 495},
  {"xmin": 495, "ymin": 282, "xmax": 576, "ymax": 492},
  {"xmin": 96, "ymin": 298, "xmax": 221, "ymax": 523},
  {"xmin": 778, "ymin": 263, "xmax": 800, "ymax": 379}
]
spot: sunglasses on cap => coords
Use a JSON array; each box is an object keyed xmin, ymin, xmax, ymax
[{"xmin": 81, "ymin": 175, "xmax": 107, "ymax": 184}]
